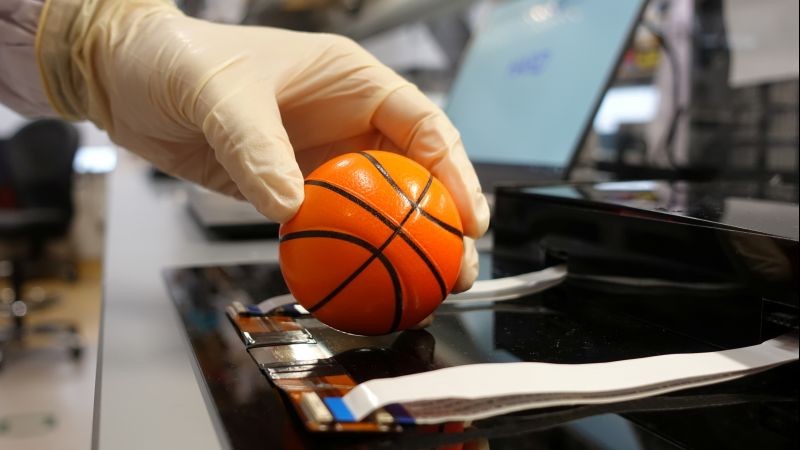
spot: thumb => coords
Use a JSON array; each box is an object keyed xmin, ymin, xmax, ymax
[{"xmin": 200, "ymin": 84, "xmax": 304, "ymax": 223}]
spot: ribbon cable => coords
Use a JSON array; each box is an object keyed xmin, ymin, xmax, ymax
[
  {"xmin": 340, "ymin": 333, "xmax": 798, "ymax": 424},
  {"xmin": 254, "ymin": 266, "xmax": 797, "ymax": 425},
  {"xmin": 258, "ymin": 264, "xmax": 569, "ymax": 313}
]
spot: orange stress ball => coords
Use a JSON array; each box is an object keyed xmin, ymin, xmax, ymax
[{"xmin": 279, "ymin": 151, "xmax": 463, "ymax": 335}]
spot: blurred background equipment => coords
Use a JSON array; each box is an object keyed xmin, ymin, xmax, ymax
[
  {"xmin": 579, "ymin": 0, "xmax": 799, "ymax": 184},
  {"xmin": 187, "ymin": 185, "xmax": 279, "ymax": 240},
  {"xmin": 444, "ymin": 0, "xmax": 647, "ymax": 194},
  {"xmin": 178, "ymin": 0, "xmax": 798, "ymax": 190},
  {"xmin": 0, "ymin": 108, "xmax": 106, "ymax": 449},
  {"xmin": 0, "ymin": 104, "xmax": 115, "ymax": 262},
  {"xmin": 0, "ymin": 119, "xmax": 83, "ymax": 369}
]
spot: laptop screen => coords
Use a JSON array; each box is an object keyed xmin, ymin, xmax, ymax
[{"xmin": 445, "ymin": 0, "xmax": 646, "ymax": 186}]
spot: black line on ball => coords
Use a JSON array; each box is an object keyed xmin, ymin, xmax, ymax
[
  {"xmin": 358, "ymin": 152, "xmax": 463, "ymax": 239},
  {"xmin": 418, "ymin": 210, "xmax": 463, "ymax": 238},
  {"xmin": 290, "ymin": 175, "xmax": 433, "ymax": 333},
  {"xmin": 306, "ymin": 177, "xmax": 448, "ymax": 305},
  {"xmin": 396, "ymin": 233, "xmax": 447, "ymax": 301},
  {"xmin": 312, "ymin": 175, "xmax": 431, "ymax": 331},
  {"xmin": 305, "ymin": 180, "xmax": 396, "ymax": 230},
  {"xmin": 359, "ymin": 151, "xmax": 412, "ymax": 204},
  {"xmin": 375, "ymin": 174, "xmax": 433, "ymax": 332},
  {"xmin": 280, "ymin": 230, "xmax": 402, "ymax": 324}
]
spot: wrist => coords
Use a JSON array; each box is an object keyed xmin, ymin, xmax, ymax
[
  {"xmin": 0, "ymin": 0, "xmax": 53, "ymax": 116},
  {"xmin": 35, "ymin": 0, "xmax": 178, "ymax": 121}
]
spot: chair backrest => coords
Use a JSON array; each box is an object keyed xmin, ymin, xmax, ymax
[
  {"xmin": 0, "ymin": 138, "xmax": 17, "ymax": 208},
  {"xmin": 5, "ymin": 119, "xmax": 80, "ymax": 216}
]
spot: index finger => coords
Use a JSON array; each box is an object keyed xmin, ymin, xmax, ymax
[{"xmin": 371, "ymin": 84, "xmax": 490, "ymax": 239}]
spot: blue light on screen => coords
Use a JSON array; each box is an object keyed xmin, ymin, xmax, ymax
[{"xmin": 446, "ymin": 0, "xmax": 644, "ymax": 169}]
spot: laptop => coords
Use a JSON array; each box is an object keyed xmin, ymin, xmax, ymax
[
  {"xmin": 187, "ymin": 185, "xmax": 279, "ymax": 240},
  {"xmin": 445, "ymin": 0, "xmax": 647, "ymax": 194},
  {"xmin": 189, "ymin": 0, "xmax": 645, "ymax": 238}
]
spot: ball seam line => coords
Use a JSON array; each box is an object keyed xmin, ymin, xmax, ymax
[
  {"xmin": 310, "ymin": 174, "xmax": 431, "ymax": 333},
  {"xmin": 304, "ymin": 179, "xmax": 448, "ymax": 301},
  {"xmin": 280, "ymin": 229, "xmax": 402, "ymax": 332},
  {"xmin": 285, "ymin": 174, "xmax": 433, "ymax": 333},
  {"xmin": 380, "ymin": 174, "xmax": 433, "ymax": 332},
  {"xmin": 358, "ymin": 151, "xmax": 463, "ymax": 238},
  {"xmin": 304, "ymin": 179, "xmax": 398, "ymax": 230}
]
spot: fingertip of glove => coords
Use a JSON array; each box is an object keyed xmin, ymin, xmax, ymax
[
  {"xmin": 249, "ymin": 177, "xmax": 305, "ymax": 223},
  {"xmin": 473, "ymin": 191, "xmax": 492, "ymax": 237},
  {"xmin": 452, "ymin": 238, "xmax": 479, "ymax": 293},
  {"xmin": 409, "ymin": 315, "xmax": 434, "ymax": 330},
  {"xmin": 461, "ymin": 189, "xmax": 491, "ymax": 239}
]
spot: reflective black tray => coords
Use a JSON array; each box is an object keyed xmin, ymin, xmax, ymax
[{"xmin": 164, "ymin": 253, "xmax": 798, "ymax": 450}]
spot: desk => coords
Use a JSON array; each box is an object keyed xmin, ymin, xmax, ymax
[
  {"xmin": 97, "ymin": 156, "xmax": 798, "ymax": 449},
  {"xmin": 97, "ymin": 154, "xmax": 274, "ymax": 450}
]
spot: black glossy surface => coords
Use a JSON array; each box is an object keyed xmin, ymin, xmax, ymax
[
  {"xmin": 519, "ymin": 180, "xmax": 798, "ymax": 239},
  {"xmin": 494, "ymin": 181, "xmax": 799, "ymax": 342},
  {"xmin": 165, "ymin": 255, "xmax": 798, "ymax": 450}
]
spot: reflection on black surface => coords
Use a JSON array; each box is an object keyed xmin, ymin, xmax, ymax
[
  {"xmin": 164, "ymin": 260, "xmax": 798, "ymax": 450},
  {"xmin": 495, "ymin": 180, "xmax": 799, "ymax": 352},
  {"xmin": 526, "ymin": 180, "xmax": 798, "ymax": 237},
  {"xmin": 335, "ymin": 332, "xmax": 435, "ymax": 384}
]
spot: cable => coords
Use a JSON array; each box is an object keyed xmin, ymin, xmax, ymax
[{"xmin": 642, "ymin": 19, "xmax": 685, "ymax": 169}]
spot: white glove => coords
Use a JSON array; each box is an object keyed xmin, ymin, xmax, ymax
[{"xmin": 36, "ymin": 0, "xmax": 489, "ymax": 291}]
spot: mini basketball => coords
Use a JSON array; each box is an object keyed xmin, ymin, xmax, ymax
[{"xmin": 279, "ymin": 150, "xmax": 463, "ymax": 335}]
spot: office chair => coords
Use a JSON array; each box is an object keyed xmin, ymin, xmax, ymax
[{"xmin": 0, "ymin": 119, "xmax": 83, "ymax": 370}]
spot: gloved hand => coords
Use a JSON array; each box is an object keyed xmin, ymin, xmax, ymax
[{"xmin": 36, "ymin": 0, "xmax": 490, "ymax": 292}]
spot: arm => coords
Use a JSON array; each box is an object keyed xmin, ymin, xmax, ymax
[
  {"xmin": 28, "ymin": 0, "xmax": 491, "ymax": 291},
  {"xmin": 0, "ymin": 0, "xmax": 52, "ymax": 116}
]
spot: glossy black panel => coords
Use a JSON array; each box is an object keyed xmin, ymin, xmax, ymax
[
  {"xmin": 493, "ymin": 180, "xmax": 799, "ymax": 350},
  {"xmin": 518, "ymin": 180, "xmax": 798, "ymax": 238},
  {"xmin": 164, "ymin": 256, "xmax": 798, "ymax": 450}
]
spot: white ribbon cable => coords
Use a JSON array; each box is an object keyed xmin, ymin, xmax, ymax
[
  {"xmin": 257, "ymin": 293, "xmax": 297, "ymax": 313},
  {"xmin": 443, "ymin": 264, "xmax": 567, "ymax": 304},
  {"xmin": 257, "ymin": 265, "xmax": 568, "ymax": 313},
  {"xmin": 342, "ymin": 333, "xmax": 798, "ymax": 423}
]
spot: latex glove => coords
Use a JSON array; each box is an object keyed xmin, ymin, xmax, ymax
[{"xmin": 36, "ymin": 0, "xmax": 489, "ymax": 290}]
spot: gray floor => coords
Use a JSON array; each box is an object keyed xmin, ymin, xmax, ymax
[{"xmin": 0, "ymin": 262, "xmax": 101, "ymax": 450}]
